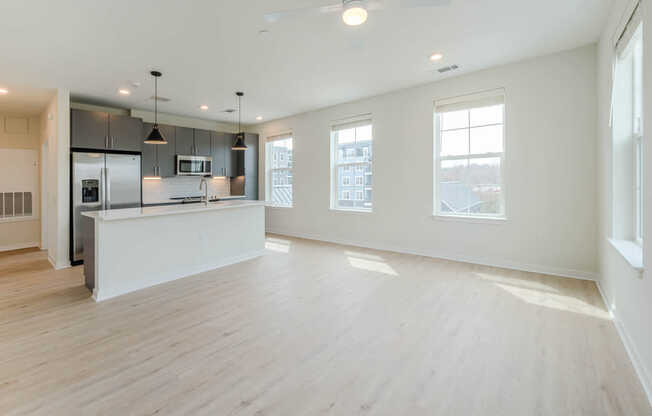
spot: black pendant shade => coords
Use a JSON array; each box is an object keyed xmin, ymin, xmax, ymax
[
  {"xmin": 145, "ymin": 124, "xmax": 166, "ymax": 144},
  {"xmin": 232, "ymin": 92, "xmax": 247, "ymax": 151},
  {"xmin": 144, "ymin": 70, "xmax": 167, "ymax": 144},
  {"xmin": 232, "ymin": 133, "xmax": 247, "ymax": 150}
]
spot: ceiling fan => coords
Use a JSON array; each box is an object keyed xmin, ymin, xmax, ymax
[{"xmin": 264, "ymin": 0, "xmax": 451, "ymax": 27}]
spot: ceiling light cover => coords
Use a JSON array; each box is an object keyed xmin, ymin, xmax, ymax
[
  {"xmin": 429, "ymin": 53, "xmax": 443, "ymax": 61},
  {"xmin": 342, "ymin": 0, "xmax": 368, "ymax": 26},
  {"xmin": 200, "ymin": 105, "xmax": 209, "ymax": 111},
  {"xmin": 145, "ymin": 71, "xmax": 168, "ymax": 144},
  {"xmin": 118, "ymin": 89, "xmax": 130, "ymax": 95},
  {"xmin": 0, "ymin": 88, "xmax": 8, "ymax": 95},
  {"xmin": 256, "ymin": 116, "xmax": 263, "ymax": 121}
]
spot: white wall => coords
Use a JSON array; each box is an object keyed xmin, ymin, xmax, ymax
[
  {"xmin": 43, "ymin": 89, "xmax": 71, "ymax": 269},
  {"xmin": 255, "ymin": 45, "xmax": 598, "ymax": 280},
  {"xmin": 597, "ymin": 0, "xmax": 652, "ymax": 403}
]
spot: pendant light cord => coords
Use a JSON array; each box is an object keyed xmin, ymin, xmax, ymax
[{"xmin": 154, "ymin": 76, "xmax": 158, "ymax": 126}]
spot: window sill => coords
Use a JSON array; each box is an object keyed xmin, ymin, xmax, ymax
[
  {"xmin": 265, "ymin": 203, "xmax": 293, "ymax": 209},
  {"xmin": 0, "ymin": 216, "xmax": 39, "ymax": 224},
  {"xmin": 608, "ymin": 238, "xmax": 644, "ymax": 273},
  {"xmin": 431, "ymin": 214, "xmax": 506, "ymax": 225},
  {"xmin": 330, "ymin": 208, "xmax": 373, "ymax": 214}
]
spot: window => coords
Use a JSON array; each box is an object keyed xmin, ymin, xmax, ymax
[
  {"xmin": 331, "ymin": 119, "xmax": 373, "ymax": 211},
  {"xmin": 265, "ymin": 133, "xmax": 293, "ymax": 207},
  {"xmin": 612, "ymin": 12, "xmax": 643, "ymax": 247},
  {"xmin": 434, "ymin": 90, "xmax": 505, "ymax": 218}
]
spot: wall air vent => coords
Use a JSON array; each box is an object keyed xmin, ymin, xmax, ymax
[
  {"xmin": 149, "ymin": 95, "xmax": 171, "ymax": 102},
  {"xmin": 437, "ymin": 64, "xmax": 459, "ymax": 73}
]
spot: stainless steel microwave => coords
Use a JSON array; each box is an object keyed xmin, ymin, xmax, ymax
[{"xmin": 176, "ymin": 155, "xmax": 212, "ymax": 176}]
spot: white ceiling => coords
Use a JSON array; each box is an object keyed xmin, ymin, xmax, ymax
[{"xmin": 0, "ymin": 0, "xmax": 611, "ymax": 124}]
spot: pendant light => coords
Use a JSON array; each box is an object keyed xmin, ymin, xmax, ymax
[
  {"xmin": 144, "ymin": 71, "xmax": 167, "ymax": 144},
  {"xmin": 232, "ymin": 91, "xmax": 248, "ymax": 151}
]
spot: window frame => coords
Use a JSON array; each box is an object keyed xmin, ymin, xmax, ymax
[
  {"xmin": 265, "ymin": 132, "xmax": 294, "ymax": 208},
  {"xmin": 433, "ymin": 89, "xmax": 507, "ymax": 220},
  {"xmin": 330, "ymin": 118, "xmax": 373, "ymax": 213}
]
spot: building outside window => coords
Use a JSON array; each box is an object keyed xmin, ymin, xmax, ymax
[
  {"xmin": 331, "ymin": 119, "xmax": 373, "ymax": 211},
  {"xmin": 434, "ymin": 89, "xmax": 505, "ymax": 218},
  {"xmin": 612, "ymin": 10, "xmax": 643, "ymax": 248},
  {"xmin": 265, "ymin": 133, "xmax": 293, "ymax": 207}
]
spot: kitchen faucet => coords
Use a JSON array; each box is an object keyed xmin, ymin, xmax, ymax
[{"xmin": 199, "ymin": 178, "xmax": 208, "ymax": 205}]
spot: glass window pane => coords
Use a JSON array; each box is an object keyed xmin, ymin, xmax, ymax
[
  {"xmin": 337, "ymin": 127, "xmax": 355, "ymax": 144},
  {"xmin": 441, "ymin": 129, "xmax": 469, "ymax": 157},
  {"xmin": 441, "ymin": 110, "xmax": 468, "ymax": 130},
  {"xmin": 467, "ymin": 157, "xmax": 502, "ymax": 215},
  {"xmin": 470, "ymin": 104, "xmax": 503, "ymax": 127},
  {"xmin": 470, "ymin": 125, "xmax": 503, "ymax": 154},
  {"xmin": 440, "ymin": 159, "xmax": 469, "ymax": 214},
  {"xmin": 356, "ymin": 125, "xmax": 372, "ymax": 142}
]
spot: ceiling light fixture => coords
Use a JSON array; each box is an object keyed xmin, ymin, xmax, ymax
[
  {"xmin": 200, "ymin": 105, "xmax": 209, "ymax": 111},
  {"xmin": 256, "ymin": 116, "xmax": 263, "ymax": 121},
  {"xmin": 342, "ymin": 0, "xmax": 368, "ymax": 26},
  {"xmin": 118, "ymin": 88, "xmax": 131, "ymax": 96},
  {"xmin": 429, "ymin": 53, "xmax": 443, "ymax": 61},
  {"xmin": 144, "ymin": 71, "xmax": 168, "ymax": 144},
  {"xmin": 232, "ymin": 92, "xmax": 248, "ymax": 151},
  {"xmin": 0, "ymin": 88, "xmax": 8, "ymax": 95}
]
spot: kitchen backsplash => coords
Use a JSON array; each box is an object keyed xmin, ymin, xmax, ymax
[{"xmin": 142, "ymin": 176, "xmax": 231, "ymax": 204}]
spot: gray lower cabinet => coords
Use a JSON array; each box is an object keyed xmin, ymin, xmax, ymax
[
  {"xmin": 194, "ymin": 129, "xmax": 211, "ymax": 156},
  {"xmin": 71, "ymin": 109, "xmax": 109, "ymax": 149},
  {"xmin": 142, "ymin": 123, "xmax": 176, "ymax": 177},
  {"xmin": 109, "ymin": 115, "xmax": 142, "ymax": 152},
  {"xmin": 175, "ymin": 127, "xmax": 194, "ymax": 155}
]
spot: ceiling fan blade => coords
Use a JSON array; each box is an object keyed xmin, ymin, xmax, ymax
[
  {"xmin": 400, "ymin": 0, "xmax": 451, "ymax": 7},
  {"xmin": 264, "ymin": 3, "xmax": 343, "ymax": 23}
]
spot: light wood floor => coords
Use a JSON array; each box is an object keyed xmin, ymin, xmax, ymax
[{"xmin": 1, "ymin": 236, "xmax": 650, "ymax": 416}]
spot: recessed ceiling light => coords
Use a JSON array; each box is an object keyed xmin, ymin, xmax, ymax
[
  {"xmin": 342, "ymin": 0, "xmax": 368, "ymax": 26},
  {"xmin": 0, "ymin": 88, "xmax": 8, "ymax": 95},
  {"xmin": 118, "ymin": 89, "xmax": 131, "ymax": 96},
  {"xmin": 429, "ymin": 53, "xmax": 443, "ymax": 62},
  {"xmin": 256, "ymin": 116, "xmax": 263, "ymax": 121},
  {"xmin": 200, "ymin": 105, "xmax": 209, "ymax": 111}
]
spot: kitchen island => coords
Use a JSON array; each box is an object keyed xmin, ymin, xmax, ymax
[{"xmin": 81, "ymin": 200, "xmax": 265, "ymax": 301}]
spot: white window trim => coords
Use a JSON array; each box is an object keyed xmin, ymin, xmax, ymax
[
  {"xmin": 265, "ymin": 132, "xmax": 294, "ymax": 208},
  {"xmin": 433, "ymin": 90, "xmax": 507, "ymax": 221},
  {"xmin": 330, "ymin": 118, "xmax": 374, "ymax": 213}
]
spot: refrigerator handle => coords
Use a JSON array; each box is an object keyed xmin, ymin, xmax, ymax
[
  {"xmin": 105, "ymin": 167, "xmax": 111, "ymax": 210},
  {"xmin": 99, "ymin": 168, "xmax": 105, "ymax": 210}
]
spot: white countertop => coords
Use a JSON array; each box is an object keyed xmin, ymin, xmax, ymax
[{"xmin": 82, "ymin": 200, "xmax": 265, "ymax": 222}]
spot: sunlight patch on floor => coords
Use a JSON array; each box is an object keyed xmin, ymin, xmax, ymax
[
  {"xmin": 491, "ymin": 281, "xmax": 609, "ymax": 319},
  {"xmin": 347, "ymin": 256, "xmax": 398, "ymax": 276},
  {"xmin": 265, "ymin": 237, "xmax": 291, "ymax": 253}
]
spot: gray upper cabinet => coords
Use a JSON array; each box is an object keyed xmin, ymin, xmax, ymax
[
  {"xmin": 158, "ymin": 125, "xmax": 176, "ymax": 177},
  {"xmin": 71, "ymin": 109, "xmax": 143, "ymax": 152},
  {"xmin": 109, "ymin": 115, "xmax": 142, "ymax": 152},
  {"xmin": 142, "ymin": 123, "xmax": 156, "ymax": 177},
  {"xmin": 71, "ymin": 109, "xmax": 109, "ymax": 150},
  {"xmin": 194, "ymin": 129, "xmax": 211, "ymax": 156},
  {"xmin": 210, "ymin": 131, "xmax": 226, "ymax": 176},
  {"xmin": 142, "ymin": 123, "xmax": 176, "ymax": 177},
  {"xmin": 175, "ymin": 127, "xmax": 194, "ymax": 155}
]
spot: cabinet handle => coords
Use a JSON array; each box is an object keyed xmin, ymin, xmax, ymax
[
  {"xmin": 105, "ymin": 136, "xmax": 109, "ymax": 148},
  {"xmin": 111, "ymin": 136, "xmax": 115, "ymax": 148}
]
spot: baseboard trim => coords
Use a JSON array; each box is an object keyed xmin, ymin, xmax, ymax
[
  {"xmin": 596, "ymin": 281, "xmax": 652, "ymax": 408},
  {"xmin": 93, "ymin": 249, "xmax": 266, "ymax": 302},
  {"xmin": 0, "ymin": 242, "xmax": 40, "ymax": 253},
  {"xmin": 266, "ymin": 228, "xmax": 598, "ymax": 281}
]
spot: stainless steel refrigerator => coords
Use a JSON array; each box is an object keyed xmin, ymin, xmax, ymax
[{"xmin": 72, "ymin": 152, "xmax": 141, "ymax": 263}]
